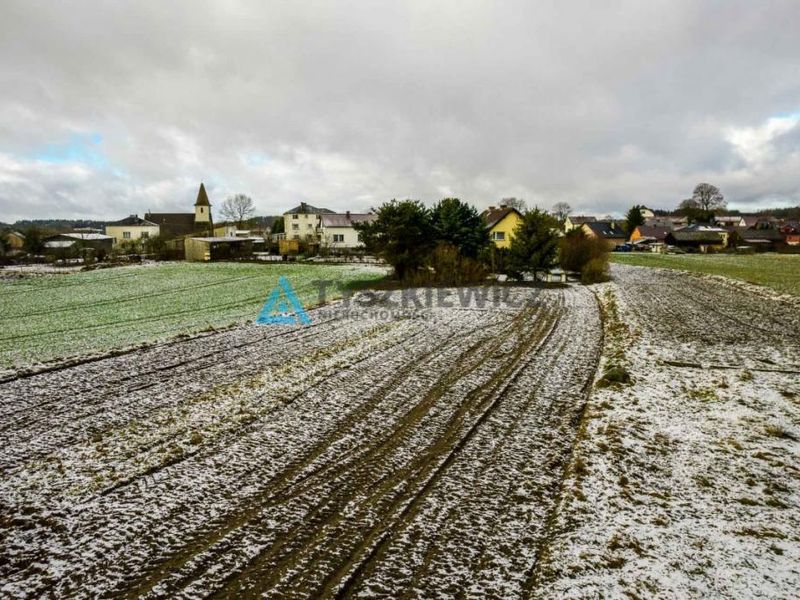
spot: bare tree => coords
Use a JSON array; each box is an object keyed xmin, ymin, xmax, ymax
[
  {"xmin": 221, "ymin": 194, "xmax": 255, "ymax": 227},
  {"xmin": 501, "ymin": 197, "xmax": 527, "ymax": 212},
  {"xmin": 692, "ymin": 183, "xmax": 726, "ymax": 212},
  {"xmin": 550, "ymin": 202, "xmax": 572, "ymax": 222}
]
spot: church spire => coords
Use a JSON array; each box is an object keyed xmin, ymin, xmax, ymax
[{"xmin": 195, "ymin": 182, "xmax": 211, "ymax": 207}]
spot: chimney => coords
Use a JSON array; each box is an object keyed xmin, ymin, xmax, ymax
[
  {"xmin": 346, "ymin": 210, "xmax": 351, "ymax": 219},
  {"xmin": 488, "ymin": 205, "xmax": 497, "ymax": 211}
]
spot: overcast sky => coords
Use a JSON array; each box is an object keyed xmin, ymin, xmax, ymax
[{"xmin": 1, "ymin": 0, "xmax": 799, "ymax": 222}]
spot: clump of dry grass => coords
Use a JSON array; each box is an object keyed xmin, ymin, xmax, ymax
[{"xmin": 764, "ymin": 424, "xmax": 798, "ymax": 441}]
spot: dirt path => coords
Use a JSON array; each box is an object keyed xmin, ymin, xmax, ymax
[{"xmin": 0, "ymin": 285, "xmax": 602, "ymax": 598}]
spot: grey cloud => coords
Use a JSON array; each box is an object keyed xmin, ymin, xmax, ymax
[{"xmin": 1, "ymin": 0, "xmax": 799, "ymax": 222}]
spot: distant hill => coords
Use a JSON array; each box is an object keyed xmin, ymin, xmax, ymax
[
  {"xmin": 757, "ymin": 206, "xmax": 800, "ymax": 220},
  {"xmin": 12, "ymin": 219, "xmax": 108, "ymax": 232}
]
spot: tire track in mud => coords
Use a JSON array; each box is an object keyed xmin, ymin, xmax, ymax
[
  {"xmin": 113, "ymin": 308, "xmax": 524, "ymax": 598},
  {"xmin": 0, "ymin": 286, "xmax": 606, "ymax": 599},
  {"xmin": 318, "ymin": 308, "xmax": 566, "ymax": 599},
  {"xmin": 336, "ymin": 290, "xmax": 602, "ymax": 598},
  {"xmin": 0, "ymin": 293, "xmax": 398, "ymax": 423},
  {"xmin": 0, "ymin": 312, "xmax": 354, "ymax": 423},
  {"xmin": 136, "ymin": 296, "xmax": 564, "ymax": 596},
  {"xmin": 0, "ymin": 314, "xmax": 428, "ymax": 470},
  {"xmin": 196, "ymin": 306, "xmax": 557, "ymax": 598}
]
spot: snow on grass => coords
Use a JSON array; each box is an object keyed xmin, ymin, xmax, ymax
[
  {"xmin": 0, "ymin": 261, "xmax": 386, "ymax": 371},
  {"xmin": 536, "ymin": 264, "xmax": 800, "ymax": 599},
  {"xmin": 612, "ymin": 252, "xmax": 800, "ymax": 298}
]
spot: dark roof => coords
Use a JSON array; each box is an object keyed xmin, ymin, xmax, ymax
[
  {"xmin": 741, "ymin": 215, "xmax": 778, "ymax": 227},
  {"xmin": 145, "ymin": 212, "xmax": 200, "ymax": 238},
  {"xmin": 568, "ymin": 216, "xmax": 597, "ymax": 224},
  {"xmin": 632, "ymin": 226, "xmax": 670, "ymax": 241},
  {"xmin": 668, "ymin": 231, "xmax": 725, "ymax": 243},
  {"xmin": 145, "ymin": 212, "xmax": 195, "ymax": 226},
  {"xmin": 190, "ymin": 237, "xmax": 252, "ymax": 243},
  {"xmin": 732, "ymin": 227, "xmax": 784, "ymax": 241},
  {"xmin": 195, "ymin": 183, "xmax": 210, "ymax": 207},
  {"xmin": 321, "ymin": 213, "xmax": 377, "ymax": 227},
  {"xmin": 283, "ymin": 202, "xmax": 335, "ymax": 215},
  {"xmin": 583, "ymin": 221, "xmax": 626, "ymax": 238},
  {"xmin": 481, "ymin": 206, "xmax": 522, "ymax": 229},
  {"xmin": 108, "ymin": 215, "xmax": 159, "ymax": 227}
]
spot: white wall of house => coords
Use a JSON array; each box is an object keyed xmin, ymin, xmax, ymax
[
  {"xmin": 320, "ymin": 226, "xmax": 364, "ymax": 249},
  {"xmin": 105, "ymin": 224, "xmax": 161, "ymax": 245}
]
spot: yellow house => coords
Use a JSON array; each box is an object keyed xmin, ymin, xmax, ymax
[
  {"xmin": 6, "ymin": 231, "xmax": 26, "ymax": 250},
  {"xmin": 105, "ymin": 215, "xmax": 160, "ymax": 245},
  {"xmin": 481, "ymin": 206, "xmax": 523, "ymax": 248},
  {"xmin": 564, "ymin": 215, "xmax": 597, "ymax": 233}
]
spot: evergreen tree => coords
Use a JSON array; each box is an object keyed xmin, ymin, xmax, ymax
[
  {"xmin": 355, "ymin": 200, "xmax": 435, "ymax": 280},
  {"xmin": 624, "ymin": 205, "xmax": 646, "ymax": 234},
  {"xmin": 430, "ymin": 197, "xmax": 489, "ymax": 259},
  {"xmin": 506, "ymin": 209, "xmax": 560, "ymax": 281}
]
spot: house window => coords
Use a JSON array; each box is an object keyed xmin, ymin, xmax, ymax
[
  {"xmin": 199, "ymin": 207, "xmax": 204, "ymax": 214},
  {"xmin": 123, "ymin": 231, "xmax": 131, "ymax": 239},
  {"xmin": 141, "ymin": 232, "xmax": 149, "ymax": 239},
  {"xmin": 307, "ymin": 223, "xmax": 313, "ymax": 229},
  {"xmin": 491, "ymin": 231, "xmax": 505, "ymax": 241},
  {"xmin": 333, "ymin": 234, "xmax": 345, "ymax": 243},
  {"xmin": 292, "ymin": 214, "xmax": 299, "ymax": 219},
  {"xmin": 292, "ymin": 223, "xmax": 299, "ymax": 230}
]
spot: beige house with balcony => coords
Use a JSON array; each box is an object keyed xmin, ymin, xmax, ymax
[{"xmin": 283, "ymin": 202, "xmax": 336, "ymax": 242}]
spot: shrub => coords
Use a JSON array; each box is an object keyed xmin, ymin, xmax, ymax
[
  {"xmin": 406, "ymin": 243, "xmax": 488, "ymax": 286},
  {"xmin": 581, "ymin": 257, "xmax": 610, "ymax": 284},
  {"xmin": 597, "ymin": 364, "xmax": 632, "ymax": 387},
  {"xmin": 559, "ymin": 230, "xmax": 608, "ymax": 273},
  {"xmin": 478, "ymin": 245, "xmax": 510, "ymax": 274}
]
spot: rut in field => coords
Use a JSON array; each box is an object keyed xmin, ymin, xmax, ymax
[{"xmin": 0, "ymin": 285, "xmax": 602, "ymax": 598}]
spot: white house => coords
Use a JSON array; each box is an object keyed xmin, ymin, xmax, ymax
[
  {"xmin": 714, "ymin": 215, "xmax": 747, "ymax": 227},
  {"xmin": 639, "ymin": 206, "xmax": 656, "ymax": 219},
  {"xmin": 320, "ymin": 212, "xmax": 376, "ymax": 250}
]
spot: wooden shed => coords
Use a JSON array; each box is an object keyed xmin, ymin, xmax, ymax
[{"xmin": 185, "ymin": 237, "xmax": 254, "ymax": 262}]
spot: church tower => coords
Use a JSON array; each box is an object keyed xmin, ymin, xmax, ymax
[{"xmin": 194, "ymin": 182, "xmax": 212, "ymax": 224}]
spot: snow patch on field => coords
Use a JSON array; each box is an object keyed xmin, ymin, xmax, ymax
[{"xmin": 536, "ymin": 264, "xmax": 800, "ymax": 599}]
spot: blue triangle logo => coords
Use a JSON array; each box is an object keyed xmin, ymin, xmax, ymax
[{"xmin": 256, "ymin": 276, "xmax": 312, "ymax": 326}]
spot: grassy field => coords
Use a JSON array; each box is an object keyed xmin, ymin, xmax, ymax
[
  {"xmin": 611, "ymin": 253, "xmax": 800, "ymax": 297},
  {"xmin": 0, "ymin": 262, "xmax": 385, "ymax": 369}
]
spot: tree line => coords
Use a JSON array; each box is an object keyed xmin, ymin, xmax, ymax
[{"xmin": 355, "ymin": 198, "xmax": 610, "ymax": 285}]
